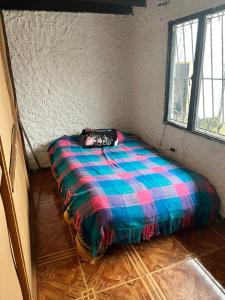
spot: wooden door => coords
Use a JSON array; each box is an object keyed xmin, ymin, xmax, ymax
[
  {"xmin": 0, "ymin": 14, "xmax": 15, "ymax": 170},
  {"xmin": 0, "ymin": 12, "xmax": 33, "ymax": 300},
  {"xmin": 0, "ymin": 169, "xmax": 23, "ymax": 300}
]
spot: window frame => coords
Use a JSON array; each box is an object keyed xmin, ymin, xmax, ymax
[{"xmin": 164, "ymin": 4, "xmax": 225, "ymax": 144}]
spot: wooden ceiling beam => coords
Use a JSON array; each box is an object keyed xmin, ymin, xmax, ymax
[{"xmin": 0, "ymin": 0, "xmax": 135, "ymax": 14}]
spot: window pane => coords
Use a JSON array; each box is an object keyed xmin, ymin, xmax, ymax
[
  {"xmin": 196, "ymin": 10, "xmax": 225, "ymax": 140},
  {"xmin": 168, "ymin": 19, "xmax": 199, "ymax": 127}
]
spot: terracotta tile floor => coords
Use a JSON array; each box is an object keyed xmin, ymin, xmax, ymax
[{"xmin": 31, "ymin": 170, "xmax": 225, "ymax": 300}]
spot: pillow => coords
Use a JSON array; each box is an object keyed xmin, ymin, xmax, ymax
[{"xmin": 82, "ymin": 128, "xmax": 118, "ymax": 148}]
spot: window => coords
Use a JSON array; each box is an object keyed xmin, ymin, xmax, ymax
[{"xmin": 165, "ymin": 5, "xmax": 225, "ymax": 142}]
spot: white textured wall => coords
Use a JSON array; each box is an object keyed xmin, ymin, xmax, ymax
[
  {"xmin": 3, "ymin": 10, "xmax": 136, "ymax": 168},
  {"xmin": 131, "ymin": 0, "xmax": 225, "ymax": 217},
  {"xmin": 3, "ymin": 0, "xmax": 225, "ymax": 216}
]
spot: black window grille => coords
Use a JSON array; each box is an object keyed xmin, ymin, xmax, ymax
[{"xmin": 165, "ymin": 4, "xmax": 225, "ymax": 143}]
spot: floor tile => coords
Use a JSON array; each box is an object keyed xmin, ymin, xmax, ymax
[
  {"xmin": 31, "ymin": 169, "xmax": 58, "ymax": 207},
  {"xmin": 31, "ymin": 188, "xmax": 41, "ymax": 208},
  {"xmin": 211, "ymin": 221, "xmax": 225, "ymax": 240},
  {"xmin": 199, "ymin": 248, "xmax": 225, "ymax": 289},
  {"xmin": 94, "ymin": 277, "xmax": 159, "ymax": 300},
  {"xmin": 131, "ymin": 235, "xmax": 189, "ymax": 273},
  {"xmin": 37, "ymin": 255, "xmax": 85, "ymax": 300},
  {"xmin": 39, "ymin": 184, "xmax": 59, "ymax": 205},
  {"xmin": 175, "ymin": 227, "xmax": 225, "ymax": 256},
  {"xmin": 30, "ymin": 170, "xmax": 53, "ymax": 188},
  {"xmin": 151, "ymin": 258, "xmax": 225, "ymax": 300},
  {"xmin": 34, "ymin": 201, "xmax": 64, "ymax": 228},
  {"xmin": 32, "ymin": 170, "xmax": 225, "ymax": 300},
  {"xmin": 79, "ymin": 245, "xmax": 140, "ymax": 292},
  {"xmin": 35, "ymin": 221, "xmax": 73, "ymax": 257}
]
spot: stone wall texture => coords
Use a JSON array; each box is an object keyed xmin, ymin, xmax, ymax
[{"xmin": 3, "ymin": 0, "xmax": 225, "ymax": 216}]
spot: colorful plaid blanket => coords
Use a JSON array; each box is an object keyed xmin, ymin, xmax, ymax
[{"xmin": 48, "ymin": 134, "xmax": 220, "ymax": 256}]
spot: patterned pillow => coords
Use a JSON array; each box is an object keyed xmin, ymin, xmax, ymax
[{"xmin": 82, "ymin": 129, "xmax": 118, "ymax": 148}]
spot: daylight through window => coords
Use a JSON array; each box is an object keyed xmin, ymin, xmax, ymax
[{"xmin": 165, "ymin": 6, "xmax": 225, "ymax": 141}]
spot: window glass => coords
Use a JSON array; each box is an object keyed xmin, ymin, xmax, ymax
[
  {"xmin": 196, "ymin": 10, "xmax": 225, "ymax": 139},
  {"xmin": 168, "ymin": 20, "xmax": 198, "ymax": 127}
]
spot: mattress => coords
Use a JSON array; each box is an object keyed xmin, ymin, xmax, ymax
[{"xmin": 48, "ymin": 133, "xmax": 220, "ymax": 256}]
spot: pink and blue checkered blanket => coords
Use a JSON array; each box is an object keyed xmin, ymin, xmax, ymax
[{"xmin": 48, "ymin": 133, "xmax": 220, "ymax": 256}]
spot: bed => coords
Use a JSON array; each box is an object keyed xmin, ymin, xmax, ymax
[{"xmin": 48, "ymin": 133, "xmax": 220, "ymax": 257}]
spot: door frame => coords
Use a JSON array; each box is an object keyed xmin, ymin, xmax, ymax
[
  {"xmin": 0, "ymin": 138, "xmax": 32, "ymax": 300},
  {"xmin": 0, "ymin": 12, "xmax": 32, "ymax": 300}
]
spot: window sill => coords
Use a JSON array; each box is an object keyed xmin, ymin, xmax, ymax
[{"xmin": 163, "ymin": 120, "xmax": 225, "ymax": 145}]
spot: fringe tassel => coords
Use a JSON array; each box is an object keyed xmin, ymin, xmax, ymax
[
  {"xmin": 64, "ymin": 190, "xmax": 71, "ymax": 206},
  {"xmin": 94, "ymin": 215, "xmax": 195, "ymax": 256},
  {"xmin": 74, "ymin": 212, "xmax": 81, "ymax": 231},
  {"xmin": 142, "ymin": 224, "xmax": 156, "ymax": 240}
]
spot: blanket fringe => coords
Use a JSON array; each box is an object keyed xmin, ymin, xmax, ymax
[
  {"xmin": 67, "ymin": 212, "xmax": 197, "ymax": 256},
  {"xmin": 142, "ymin": 224, "xmax": 157, "ymax": 239},
  {"xmin": 74, "ymin": 212, "xmax": 81, "ymax": 230},
  {"xmin": 95, "ymin": 215, "xmax": 195, "ymax": 256}
]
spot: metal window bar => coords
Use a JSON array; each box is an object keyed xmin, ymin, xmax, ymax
[
  {"xmin": 198, "ymin": 77, "xmax": 225, "ymax": 80},
  {"xmin": 199, "ymin": 21, "xmax": 206, "ymax": 123},
  {"xmin": 187, "ymin": 16, "xmax": 206, "ymax": 131},
  {"xmin": 221, "ymin": 14, "xmax": 224, "ymax": 124},
  {"xmin": 199, "ymin": 12, "xmax": 225, "ymax": 135},
  {"xmin": 190, "ymin": 22, "xmax": 195, "ymax": 62},
  {"xmin": 169, "ymin": 28, "xmax": 176, "ymax": 121},
  {"xmin": 175, "ymin": 20, "xmax": 198, "ymax": 29},
  {"xmin": 205, "ymin": 11, "xmax": 225, "ymax": 21},
  {"xmin": 202, "ymin": 78, "xmax": 205, "ymax": 119},
  {"xmin": 170, "ymin": 21, "xmax": 198, "ymax": 125},
  {"xmin": 190, "ymin": 21, "xmax": 196, "ymax": 112},
  {"xmin": 165, "ymin": 4, "xmax": 225, "ymax": 143},
  {"xmin": 174, "ymin": 26, "xmax": 183, "ymax": 122},
  {"xmin": 210, "ymin": 18, "xmax": 215, "ymax": 117},
  {"xmin": 169, "ymin": 20, "xmax": 201, "ymax": 126},
  {"xmin": 166, "ymin": 25, "xmax": 177, "ymax": 122},
  {"xmin": 182, "ymin": 24, "xmax": 187, "ymax": 122},
  {"xmin": 177, "ymin": 27, "xmax": 183, "ymax": 123},
  {"xmin": 172, "ymin": 21, "xmax": 197, "ymax": 124},
  {"xmin": 175, "ymin": 27, "xmax": 179, "ymax": 122}
]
